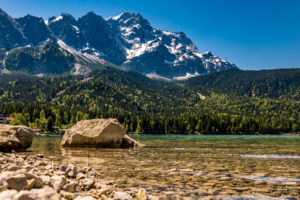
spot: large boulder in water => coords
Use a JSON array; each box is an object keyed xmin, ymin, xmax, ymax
[
  {"xmin": 61, "ymin": 119, "xmax": 126, "ymax": 147},
  {"xmin": 0, "ymin": 125, "xmax": 35, "ymax": 152}
]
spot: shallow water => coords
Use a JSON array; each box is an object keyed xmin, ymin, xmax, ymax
[{"xmin": 26, "ymin": 135, "xmax": 300, "ymax": 199}]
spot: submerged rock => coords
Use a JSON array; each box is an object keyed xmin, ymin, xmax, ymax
[
  {"xmin": 121, "ymin": 135, "xmax": 144, "ymax": 148},
  {"xmin": 0, "ymin": 125, "xmax": 35, "ymax": 152}
]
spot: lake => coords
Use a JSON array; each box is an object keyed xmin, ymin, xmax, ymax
[{"xmin": 25, "ymin": 135, "xmax": 300, "ymax": 199}]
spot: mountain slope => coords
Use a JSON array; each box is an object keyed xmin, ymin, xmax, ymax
[
  {"xmin": 0, "ymin": 8, "xmax": 27, "ymax": 50},
  {"xmin": 185, "ymin": 68, "xmax": 300, "ymax": 99},
  {"xmin": 0, "ymin": 8, "xmax": 237, "ymax": 77},
  {"xmin": 107, "ymin": 12, "xmax": 237, "ymax": 78}
]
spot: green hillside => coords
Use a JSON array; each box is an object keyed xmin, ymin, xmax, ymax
[{"xmin": 0, "ymin": 68, "xmax": 299, "ymax": 134}]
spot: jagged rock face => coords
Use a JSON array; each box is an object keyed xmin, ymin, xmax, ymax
[
  {"xmin": 16, "ymin": 15, "xmax": 53, "ymax": 46},
  {"xmin": 77, "ymin": 12, "xmax": 126, "ymax": 64},
  {"xmin": 0, "ymin": 8, "xmax": 27, "ymax": 50},
  {"xmin": 107, "ymin": 12, "xmax": 237, "ymax": 78},
  {"xmin": 47, "ymin": 13, "xmax": 85, "ymax": 50},
  {"xmin": 0, "ymin": 8, "xmax": 238, "ymax": 78}
]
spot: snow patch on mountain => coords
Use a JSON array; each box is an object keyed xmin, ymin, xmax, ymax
[
  {"xmin": 146, "ymin": 73, "xmax": 171, "ymax": 81},
  {"xmin": 173, "ymin": 72, "xmax": 200, "ymax": 80}
]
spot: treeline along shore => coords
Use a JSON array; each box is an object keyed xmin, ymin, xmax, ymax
[
  {"xmin": 0, "ymin": 69, "xmax": 299, "ymax": 134},
  {"xmin": 0, "ymin": 103, "xmax": 298, "ymax": 135}
]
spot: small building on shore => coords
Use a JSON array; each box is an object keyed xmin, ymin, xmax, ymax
[{"xmin": 0, "ymin": 114, "xmax": 7, "ymax": 124}]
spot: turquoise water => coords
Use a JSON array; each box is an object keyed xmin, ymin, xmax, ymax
[{"xmin": 27, "ymin": 135, "xmax": 300, "ymax": 199}]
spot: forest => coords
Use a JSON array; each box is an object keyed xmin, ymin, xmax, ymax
[{"xmin": 0, "ymin": 68, "xmax": 299, "ymax": 134}]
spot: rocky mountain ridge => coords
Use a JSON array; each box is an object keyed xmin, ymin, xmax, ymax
[{"xmin": 0, "ymin": 8, "xmax": 237, "ymax": 78}]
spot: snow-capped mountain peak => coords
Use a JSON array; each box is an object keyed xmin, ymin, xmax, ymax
[{"xmin": 0, "ymin": 9, "xmax": 237, "ymax": 78}]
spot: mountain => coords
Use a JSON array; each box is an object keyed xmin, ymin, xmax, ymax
[
  {"xmin": 0, "ymin": 8, "xmax": 27, "ymax": 50},
  {"xmin": 107, "ymin": 13, "xmax": 237, "ymax": 78},
  {"xmin": 0, "ymin": 9, "xmax": 237, "ymax": 78}
]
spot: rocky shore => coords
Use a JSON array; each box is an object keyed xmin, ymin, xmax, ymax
[{"xmin": 0, "ymin": 152, "xmax": 155, "ymax": 200}]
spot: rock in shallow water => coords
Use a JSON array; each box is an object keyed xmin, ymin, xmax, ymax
[
  {"xmin": 121, "ymin": 135, "xmax": 144, "ymax": 148},
  {"xmin": 61, "ymin": 119, "xmax": 126, "ymax": 147},
  {"xmin": 61, "ymin": 119, "xmax": 143, "ymax": 148},
  {"xmin": 0, "ymin": 125, "xmax": 35, "ymax": 152}
]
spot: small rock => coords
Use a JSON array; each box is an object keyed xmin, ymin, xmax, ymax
[
  {"xmin": 6, "ymin": 174, "xmax": 28, "ymax": 191},
  {"xmin": 65, "ymin": 164, "xmax": 77, "ymax": 178},
  {"xmin": 7, "ymin": 165, "xmax": 21, "ymax": 171},
  {"xmin": 24, "ymin": 173, "xmax": 43, "ymax": 188},
  {"xmin": 74, "ymin": 196, "xmax": 97, "ymax": 200},
  {"xmin": 36, "ymin": 154, "xmax": 44, "ymax": 158},
  {"xmin": 80, "ymin": 178, "xmax": 95, "ymax": 190},
  {"xmin": 0, "ymin": 190, "xmax": 18, "ymax": 199},
  {"xmin": 113, "ymin": 192, "xmax": 133, "ymax": 200},
  {"xmin": 63, "ymin": 181, "xmax": 82, "ymax": 193},
  {"xmin": 148, "ymin": 196, "xmax": 159, "ymax": 200},
  {"xmin": 60, "ymin": 165, "xmax": 67, "ymax": 172},
  {"xmin": 137, "ymin": 188, "xmax": 148, "ymax": 200},
  {"xmin": 24, "ymin": 165, "xmax": 33, "ymax": 172},
  {"xmin": 13, "ymin": 187, "xmax": 60, "ymax": 200},
  {"xmin": 98, "ymin": 187, "xmax": 112, "ymax": 196},
  {"xmin": 50, "ymin": 175, "xmax": 66, "ymax": 190},
  {"xmin": 77, "ymin": 172, "xmax": 86, "ymax": 179}
]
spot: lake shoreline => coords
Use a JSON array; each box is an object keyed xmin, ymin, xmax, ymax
[{"xmin": 0, "ymin": 152, "xmax": 153, "ymax": 200}]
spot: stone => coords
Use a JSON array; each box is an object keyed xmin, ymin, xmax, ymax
[
  {"xmin": 113, "ymin": 192, "xmax": 133, "ymax": 200},
  {"xmin": 137, "ymin": 188, "xmax": 148, "ymax": 200},
  {"xmin": 74, "ymin": 196, "xmax": 97, "ymax": 200},
  {"xmin": 24, "ymin": 165, "xmax": 33, "ymax": 172},
  {"xmin": 61, "ymin": 119, "xmax": 126, "ymax": 147},
  {"xmin": 7, "ymin": 165, "xmax": 21, "ymax": 171},
  {"xmin": 65, "ymin": 163, "xmax": 77, "ymax": 178},
  {"xmin": 0, "ymin": 125, "xmax": 35, "ymax": 152},
  {"xmin": 49, "ymin": 175, "xmax": 66, "ymax": 190},
  {"xmin": 80, "ymin": 178, "xmax": 95, "ymax": 190},
  {"xmin": 60, "ymin": 165, "xmax": 67, "ymax": 172},
  {"xmin": 6, "ymin": 174, "xmax": 28, "ymax": 191},
  {"xmin": 63, "ymin": 181, "xmax": 82, "ymax": 193},
  {"xmin": 77, "ymin": 172, "xmax": 86, "ymax": 179},
  {"xmin": 121, "ymin": 135, "xmax": 144, "ymax": 148},
  {"xmin": 13, "ymin": 187, "xmax": 60, "ymax": 200},
  {"xmin": 0, "ymin": 190, "xmax": 18, "ymax": 199},
  {"xmin": 24, "ymin": 173, "xmax": 43, "ymax": 188}
]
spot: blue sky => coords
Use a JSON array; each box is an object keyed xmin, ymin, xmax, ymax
[{"xmin": 1, "ymin": 0, "xmax": 300, "ymax": 70}]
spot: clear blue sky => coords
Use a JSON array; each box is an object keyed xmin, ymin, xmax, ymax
[{"xmin": 1, "ymin": 0, "xmax": 300, "ymax": 70}]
